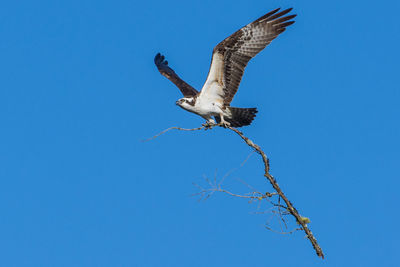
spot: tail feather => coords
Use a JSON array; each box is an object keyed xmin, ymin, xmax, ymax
[{"xmin": 215, "ymin": 107, "xmax": 258, "ymax": 128}]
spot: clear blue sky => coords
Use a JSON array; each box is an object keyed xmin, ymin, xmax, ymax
[{"xmin": 1, "ymin": 0, "xmax": 399, "ymax": 266}]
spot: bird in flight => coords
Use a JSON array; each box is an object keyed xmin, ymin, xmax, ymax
[{"xmin": 155, "ymin": 8, "xmax": 296, "ymax": 128}]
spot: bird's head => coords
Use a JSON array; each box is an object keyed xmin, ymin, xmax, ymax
[{"xmin": 176, "ymin": 97, "xmax": 195, "ymax": 110}]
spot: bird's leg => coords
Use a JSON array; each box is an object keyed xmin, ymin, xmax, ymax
[{"xmin": 218, "ymin": 114, "xmax": 230, "ymax": 128}]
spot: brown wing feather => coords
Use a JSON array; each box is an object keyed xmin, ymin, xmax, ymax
[
  {"xmin": 213, "ymin": 8, "xmax": 296, "ymax": 106},
  {"xmin": 154, "ymin": 53, "xmax": 199, "ymax": 97}
]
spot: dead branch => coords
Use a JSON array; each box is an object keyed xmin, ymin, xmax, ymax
[
  {"xmin": 225, "ymin": 126, "xmax": 324, "ymax": 259},
  {"xmin": 146, "ymin": 124, "xmax": 324, "ymax": 259}
]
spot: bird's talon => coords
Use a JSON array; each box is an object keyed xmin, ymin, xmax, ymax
[{"xmin": 202, "ymin": 122, "xmax": 216, "ymax": 129}]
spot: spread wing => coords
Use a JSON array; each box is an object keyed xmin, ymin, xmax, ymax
[
  {"xmin": 154, "ymin": 53, "xmax": 199, "ymax": 97},
  {"xmin": 199, "ymin": 8, "xmax": 296, "ymax": 106}
]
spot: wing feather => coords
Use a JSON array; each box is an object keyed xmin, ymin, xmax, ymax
[
  {"xmin": 154, "ymin": 53, "xmax": 199, "ymax": 97},
  {"xmin": 200, "ymin": 8, "xmax": 296, "ymax": 106}
]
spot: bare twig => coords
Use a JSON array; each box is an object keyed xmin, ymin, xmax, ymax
[
  {"xmin": 192, "ymin": 171, "xmax": 270, "ymax": 202},
  {"xmin": 265, "ymin": 225, "xmax": 302, "ymax": 235},
  {"xmin": 142, "ymin": 125, "xmax": 205, "ymax": 142}
]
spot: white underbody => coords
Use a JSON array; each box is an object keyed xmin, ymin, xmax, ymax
[{"xmin": 177, "ymin": 82, "xmax": 232, "ymax": 124}]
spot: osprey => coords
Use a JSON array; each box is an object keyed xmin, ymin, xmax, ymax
[{"xmin": 155, "ymin": 8, "xmax": 296, "ymax": 127}]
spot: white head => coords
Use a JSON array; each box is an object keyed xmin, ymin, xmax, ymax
[{"xmin": 176, "ymin": 97, "xmax": 195, "ymax": 111}]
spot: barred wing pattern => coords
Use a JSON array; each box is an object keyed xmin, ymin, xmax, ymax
[
  {"xmin": 200, "ymin": 8, "xmax": 296, "ymax": 106},
  {"xmin": 154, "ymin": 53, "xmax": 199, "ymax": 97}
]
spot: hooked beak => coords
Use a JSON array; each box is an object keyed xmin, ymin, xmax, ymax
[{"xmin": 175, "ymin": 100, "xmax": 180, "ymax": 105}]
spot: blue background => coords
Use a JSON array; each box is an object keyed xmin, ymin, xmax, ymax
[{"xmin": 1, "ymin": 0, "xmax": 399, "ymax": 266}]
